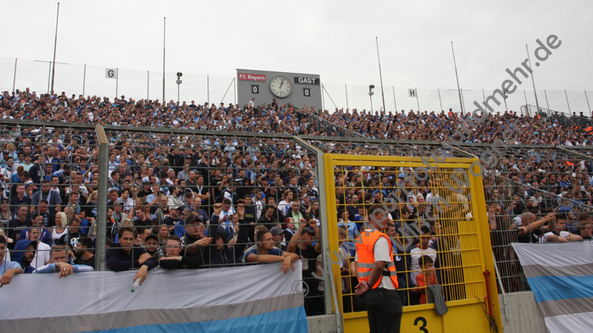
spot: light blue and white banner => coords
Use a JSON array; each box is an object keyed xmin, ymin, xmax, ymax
[
  {"xmin": 0, "ymin": 261, "xmax": 307, "ymax": 333},
  {"xmin": 512, "ymin": 242, "xmax": 593, "ymax": 333}
]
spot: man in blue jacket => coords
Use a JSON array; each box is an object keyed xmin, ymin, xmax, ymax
[
  {"xmin": 106, "ymin": 227, "xmax": 157, "ymax": 286},
  {"xmin": 12, "ymin": 239, "xmax": 36, "ymax": 273}
]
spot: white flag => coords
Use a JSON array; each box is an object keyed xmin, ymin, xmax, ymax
[{"xmin": 513, "ymin": 242, "xmax": 593, "ymax": 333}]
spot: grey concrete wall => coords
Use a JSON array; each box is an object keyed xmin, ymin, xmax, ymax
[
  {"xmin": 499, "ymin": 292, "xmax": 547, "ymax": 333},
  {"xmin": 307, "ymin": 314, "xmax": 338, "ymax": 333}
]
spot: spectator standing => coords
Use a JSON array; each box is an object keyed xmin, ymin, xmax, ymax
[
  {"xmin": 106, "ymin": 227, "xmax": 157, "ymax": 286},
  {"xmin": 287, "ymin": 219, "xmax": 323, "ymax": 315},
  {"xmin": 354, "ymin": 204, "xmax": 402, "ymax": 333},
  {"xmin": 415, "ymin": 255, "xmax": 439, "ymax": 305},
  {"xmin": 159, "ymin": 235, "xmax": 201, "ymax": 269},
  {"xmin": 51, "ymin": 211, "xmax": 69, "ymax": 245},
  {"xmin": 7, "ymin": 205, "xmax": 32, "ymax": 245},
  {"xmin": 74, "ymin": 236, "xmax": 96, "ymax": 269},
  {"xmin": 245, "ymin": 228, "xmax": 299, "ymax": 273}
]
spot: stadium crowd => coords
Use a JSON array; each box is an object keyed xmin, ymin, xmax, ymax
[
  {"xmin": 0, "ymin": 88, "xmax": 593, "ymax": 313},
  {"xmin": 2, "ymin": 88, "xmax": 593, "ymax": 144}
]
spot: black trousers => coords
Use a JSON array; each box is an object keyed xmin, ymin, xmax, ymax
[{"xmin": 359, "ymin": 288, "xmax": 403, "ymax": 333}]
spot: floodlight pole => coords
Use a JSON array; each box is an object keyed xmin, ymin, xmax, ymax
[
  {"xmin": 162, "ymin": 17, "xmax": 166, "ymax": 102},
  {"xmin": 526, "ymin": 44, "xmax": 541, "ymax": 116},
  {"xmin": 451, "ymin": 41, "xmax": 464, "ymax": 114},
  {"xmin": 50, "ymin": 2, "xmax": 61, "ymax": 93},
  {"xmin": 376, "ymin": 37, "xmax": 387, "ymax": 113}
]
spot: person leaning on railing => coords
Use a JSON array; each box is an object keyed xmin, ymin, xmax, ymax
[
  {"xmin": 0, "ymin": 235, "xmax": 23, "ymax": 286},
  {"xmin": 34, "ymin": 245, "xmax": 94, "ymax": 277},
  {"xmin": 106, "ymin": 227, "xmax": 157, "ymax": 286},
  {"xmin": 244, "ymin": 227, "xmax": 299, "ymax": 273},
  {"xmin": 511, "ymin": 212, "xmax": 553, "ymax": 243},
  {"xmin": 539, "ymin": 213, "xmax": 583, "ymax": 243},
  {"xmin": 158, "ymin": 235, "xmax": 201, "ymax": 269}
]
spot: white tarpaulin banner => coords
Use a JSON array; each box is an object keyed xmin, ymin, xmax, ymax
[
  {"xmin": 0, "ymin": 261, "xmax": 307, "ymax": 333},
  {"xmin": 512, "ymin": 242, "xmax": 593, "ymax": 333}
]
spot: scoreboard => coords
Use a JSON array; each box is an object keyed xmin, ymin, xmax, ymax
[{"xmin": 236, "ymin": 69, "xmax": 322, "ymax": 109}]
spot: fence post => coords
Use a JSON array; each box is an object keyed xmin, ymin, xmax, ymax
[
  {"xmin": 292, "ymin": 136, "xmax": 343, "ymax": 333},
  {"xmin": 345, "ymin": 84, "xmax": 349, "ymax": 110},
  {"xmin": 82, "ymin": 64, "xmax": 87, "ymax": 96},
  {"xmin": 116, "ymin": 68, "xmax": 119, "ymax": 98},
  {"xmin": 12, "ymin": 58, "xmax": 17, "ymax": 93},
  {"xmin": 544, "ymin": 90, "xmax": 550, "ymax": 113},
  {"xmin": 392, "ymin": 86, "xmax": 397, "ymax": 112},
  {"xmin": 415, "ymin": 87, "xmax": 420, "ymax": 112},
  {"xmin": 565, "ymin": 89, "xmax": 571, "ymax": 114},
  {"xmin": 321, "ymin": 84, "xmax": 325, "ymax": 113},
  {"xmin": 585, "ymin": 90, "xmax": 591, "ymax": 117},
  {"xmin": 482, "ymin": 88, "xmax": 486, "ymax": 106},
  {"xmin": 95, "ymin": 125, "xmax": 109, "ymax": 271}
]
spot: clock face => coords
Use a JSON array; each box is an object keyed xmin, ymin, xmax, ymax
[{"xmin": 269, "ymin": 76, "xmax": 292, "ymax": 98}]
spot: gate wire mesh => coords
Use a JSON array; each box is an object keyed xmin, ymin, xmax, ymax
[
  {"xmin": 327, "ymin": 155, "xmax": 486, "ymax": 311},
  {"xmin": 305, "ymin": 137, "xmax": 593, "ymax": 296}
]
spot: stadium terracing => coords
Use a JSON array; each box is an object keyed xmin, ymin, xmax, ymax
[{"xmin": 0, "ymin": 87, "xmax": 591, "ymax": 332}]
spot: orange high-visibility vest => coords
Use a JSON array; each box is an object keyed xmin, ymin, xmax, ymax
[{"xmin": 356, "ymin": 230, "xmax": 399, "ymax": 289}]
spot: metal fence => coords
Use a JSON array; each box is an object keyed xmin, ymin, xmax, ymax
[
  {"xmin": 0, "ymin": 122, "xmax": 102, "ymax": 273},
  {"xmin": 304, "ymin": 136, "xmax": 593, "ymax": 296},
  {"xmin": 0, "ymin": 120, "xmax": 337, "ymax": 317},
  {"xmin": 0, "ymin": 57, "xmax": 236, "ymax": 107},
  {"xmin": 2, "ymin": 56, "xmax": 592, "ymax": 115},
  {"xmin": 1, "ymin": 120, "xmax": 593, "ymax": 309}
]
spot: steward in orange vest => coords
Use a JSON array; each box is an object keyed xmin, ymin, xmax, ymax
[
  {"xmin": 356, "ymin": 230, "xmax": 399, "ymax": 289},
  {"xmin": 354, "ymin": 204, "xmax": 403, "ymax": 333}
]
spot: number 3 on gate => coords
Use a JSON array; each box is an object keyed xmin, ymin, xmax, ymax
[{"xmin": 414, "ymin": 316, "xmax": 428, "ymax": 333}]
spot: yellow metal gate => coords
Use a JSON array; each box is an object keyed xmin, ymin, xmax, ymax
[{"xmin": 323, "ymin": 154, "xmax": 502, "ymax": 333}]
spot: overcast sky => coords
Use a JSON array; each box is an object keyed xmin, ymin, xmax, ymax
[{"xmin": 1, "ymin": 1, "xmax": 592, "ymax": 113}]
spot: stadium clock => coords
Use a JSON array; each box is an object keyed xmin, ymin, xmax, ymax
[{"xmin": 269, "ymin": 76, "xmax": 292, "ymax": 98}]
